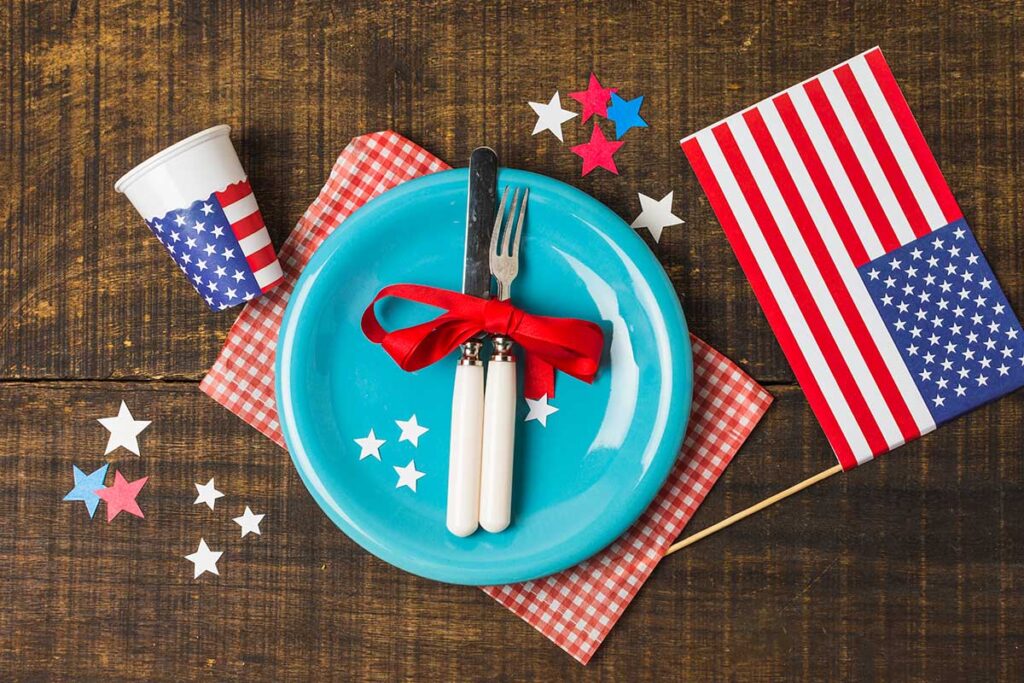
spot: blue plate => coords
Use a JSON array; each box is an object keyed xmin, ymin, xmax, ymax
[{"xmin": 276, "ymin": 168, "xmax": 692, "ymax": 585}]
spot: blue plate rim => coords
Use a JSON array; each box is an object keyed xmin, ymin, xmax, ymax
[{"xmin": 276, "ymin": 167, "xmax": 693, "ymax": 585}]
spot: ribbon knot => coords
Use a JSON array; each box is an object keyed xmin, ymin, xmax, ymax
[
  {"xmin": 482, "ymin": 298, "xmax": 522, "ymax": 337},
  {"xmin": 361, "ymin": 283, "xmax": 604, "ymax": 399}
]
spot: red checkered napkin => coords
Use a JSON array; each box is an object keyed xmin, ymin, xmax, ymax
[
  {"xmin": 482, "ymin": 335, "xmax": 771, "ymax": 663},
  {"xmin": 201, "ymin": 131, "xmax": 772, "ymax": 664}
]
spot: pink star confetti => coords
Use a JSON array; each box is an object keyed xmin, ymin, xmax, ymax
[
  {"xmin": 569, "ymin": 73, "xmax": 617, "ymax": 122},
  {"xmin": 570, "ymin": 124, "xmax": 624, "ymax": 176},
  {"xmin": 95, "ymin": 471, "xmax": 148, "ymax": 522}
]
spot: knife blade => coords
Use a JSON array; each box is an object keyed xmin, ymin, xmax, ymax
[
  {"xmin": 464, "ymin": 147, "xmax": 498, "ymax": 299},
  {"xmin": 446, "ymin": 146, "xmax": 497, "ymax": 538}
]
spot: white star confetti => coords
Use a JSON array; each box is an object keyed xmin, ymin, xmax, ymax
[
  {"xmin": 354, "ymin": 429, "xmax": 386, "ymax": 460},
  {"xmin": 395, "ymin": 415, "xmax": 429, "ymax": 447},
  {"xmin": 185, "ymin": 538, "xmax": 222, "ymax": 578},
  {"xmin": 393, "ymin": 460, "xmax": 425, "ymax": 492},
  {"xmin": 233, "ymin": 506, "xmax": 265, "ymax": 537},
  {"xmin": 528, "ymin": 91, "xmax": 578, "ymax": 142},
  {"xmin": 630, "ymin": 191, "xmax": 684, "ymax": 243},
  {"xmin": 97, "ymin": 400, "xmax": 151, "ymax": 456},
  {"xmin": 193, "ymin": 478, "xmax": 225, "ymax": 510},
  {"xmin": 524, "ymin": 394, "xmax": 559, "ymax": 427}
]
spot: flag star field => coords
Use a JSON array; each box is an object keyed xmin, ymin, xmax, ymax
[{"xmin": 860, "ymin": 219, "xmax": 1024, "ymax": 425}]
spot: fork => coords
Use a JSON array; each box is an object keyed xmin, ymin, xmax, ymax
[{"xmin": 479, "ymin": 186, "xmax": 528, "ymax": 533}]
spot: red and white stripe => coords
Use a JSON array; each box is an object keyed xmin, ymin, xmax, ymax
[
  {"xmin": 681, "ymin": 47, "xmax": 962, "ymax": 469},
  {"xmin": 215, "ymin": 180, "xmax": 285, "ymax": 292}
]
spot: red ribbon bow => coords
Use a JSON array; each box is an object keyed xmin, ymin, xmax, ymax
[{"xmin": 361, "ymin": 284, "xmax": 605, "ymax": 399}]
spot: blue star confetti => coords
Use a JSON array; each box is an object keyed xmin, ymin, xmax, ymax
[
  {"xmin": 63, "ymin": 463, "xmax": 110, "ymax": 518},
  {"xmin": 606, "ymin": 93, "xmax": 647, "ymax": 139}
]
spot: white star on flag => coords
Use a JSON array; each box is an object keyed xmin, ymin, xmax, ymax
[
  {"xmin": 524, "ymin": 394, "xmax": 559, "ymax": 427},
  {"xmin": 185, "ymin": 538, "xmax": 222, "ymax": 578},
  {"xmin": 97, "ymin": 400, "xmax": 151, "ymax": 456},
  {"xmin": 528, "ymin": 91, "xmax": 578, "ymax": 142},
  {"xmin": 630, "ymin": 191, "xmax": 684, "ymax": 243},
  {"xmin": 395, "ymin": 415, "xmax": 429, "ymax": 447}
]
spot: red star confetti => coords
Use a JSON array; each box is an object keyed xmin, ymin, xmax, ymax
[
  {"xmin": 570, "ymin": 124, "xmax": 624, "ymax": 176},
  {"xmin": 569, "ymin": 73, "xmax": 617, "ymax": 122},
  {"xmin": 95, "ymin": 471, "xmax": 148, "ymax": 522}
]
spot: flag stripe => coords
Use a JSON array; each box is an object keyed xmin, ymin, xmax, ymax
[
  {"xmin": 716, "ymin": 121, "xmax": 892, "ymax": 458},
  {"xmin": 683, "ymin": 136, "xmax": 858, "ymax": 468},
  {"xmin": 253, "ymin": 260, "xmax": 284, "ymax": 290},
  {"xmin": 713, "ymin": 122, "xmax": 884, "ymax": 459},
  {"xmin": 744, "ymin": 106, "xmax": 922, "ymax": 445},
  {"xmin": 833, "ymin": 64, "xmax": 931, "ymax": 238},
  {"xmin": 238, "ymin": 228, "xmax": 272, "ymax": 256},
  {"xmin": 817, "ymin": 72, "xmax": 919, "ymax": 247},
  {"xmin": 864, "ymin": 49, "xmax": 962, "ymax": 224},
  {"xmin": 229, "ymin": 210, "xmax": 266, "ymax": 241},
  {"xmin": 803, "ymin": 79, "xmax": 903, "ymax": 254},
  {"xmin": 759, "ymin": 100, "xmax": 936, "ymax": 439},
  {"xmin": 221, "ymin": 193, "xmax": 260, "ymax": 225},
  {"xmin": 214, "ymin": 179, "xmax": 253, "ymax": 205},
  {"xmin": 848, "ymin": 57, "xmax": 947, "ymax": 230},
  {"xmin": 773, "ymin": 92, "xmax": 870, "ymax": 266},
  {"xmin": 245, "ymin": 242, "xmax": 278, "ymax": 272},
  {"xmin": 788, "ymin": 87, "xmax": 886, "ymax": 264}
]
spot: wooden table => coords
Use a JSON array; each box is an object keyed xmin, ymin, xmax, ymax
[{"xmin": 3, "ymin": 1, "xmax": 1022, "ymax": 679}]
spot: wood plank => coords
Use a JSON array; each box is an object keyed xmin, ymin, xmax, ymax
[
  {"xmin": 3, "ymin": 0, "xmax": 1024, "ymax": 678},
  {"xmin": 0, "ymin": 380, "xmax": 1020, "ymax": 678},
  {"xmin": 4, "ymin": 1, "xmax": 1019, "ymax": 382}
]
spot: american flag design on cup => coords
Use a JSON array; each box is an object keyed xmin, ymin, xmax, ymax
[
  {"xmin": 116, "ymin": 125, "xmax": 283, "ymax": 311},
  {"xmin": 146, "ymin": 180, "xmax": 283, "ymax": 310}
]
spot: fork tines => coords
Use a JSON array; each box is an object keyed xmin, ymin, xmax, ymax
[{"xmin": 490, "ymin": 186, "xmax": 528, "ymax": 300}]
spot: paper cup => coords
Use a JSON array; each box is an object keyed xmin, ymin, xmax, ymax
[{"xmin": 115, "ymin": 125, "xmax": 284, "ymax": 310}]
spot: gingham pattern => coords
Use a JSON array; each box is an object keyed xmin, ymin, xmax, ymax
[
  {"xmin": 483, "ymin": 335, "xmax": 772, "ymax": 663},
  {"xmin": 200, "ymin": 131, "xmax": 772, "ymax": 664}
]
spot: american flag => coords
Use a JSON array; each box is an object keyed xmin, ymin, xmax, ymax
[
  {"xmin": 145, "ymin": 179, "xmax": 283, "ymax": 310},
  {"xmin": 682, "ymin": 47, "xmax": 1024, "ymax": 469}
]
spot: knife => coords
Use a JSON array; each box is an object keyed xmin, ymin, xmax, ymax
[{"xmin": 446, "ymin": 147, "xmax": 497, "ymax": 537}]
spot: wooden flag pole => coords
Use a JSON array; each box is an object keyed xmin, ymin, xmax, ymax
[{"xmin": 664, "ymin": 464, "xmax": 844, "ymax": 556}]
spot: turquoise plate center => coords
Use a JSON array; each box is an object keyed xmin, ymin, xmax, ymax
[{"xmin": 276, "ymin": 168, "xmax": 692, "ymax": 585}]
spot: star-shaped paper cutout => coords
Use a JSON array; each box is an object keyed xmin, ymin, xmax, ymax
[
  {"xmin": 569, "ymin": 72, "xmax": 617, "ymax": 122},
  {"xmin": 97, "ymin": 400, "xmax": 151, "ymax": 456},
  {"xmin": 233, "ymin": 506, "xmax": 265, "ymax": 537},
  {"xmin": 95, "ymin": 471, "xmax": 148, "ymax": 522},
  {"xmin": 606, "ymin": 93, "xmax": 647, "ymax": 139},
  {"xmin": 528, "ymin": 91, "xmax": 578, "ymax": 142},
  {"xmin": 185, "ymin": 538, "xmax": 222, "ymax": 578},
  {"xmin": 395, "ymin": 415, "xmax": 429, "ymax": 447},
  {"xmin": 524, "ymin": 395, "xmax": 559, "ymax": 427},
  {"xmin": 193, "ymin": 478, "xmax": 224, "ymax": 510},
  {"xmin": 630, "ymin": 191, "xmax": 684, "ymax": 242},
  {"xmin": 571, "ymin": 124, "xmax": 624, "ymax": 176},
  {"xmin": 63, "ymin": 464, "xmax": 109, "ymax": 518},
  {"xmin": 394, "ymin": 459, "xmax": 426, "ymax": 492},
  {"xmin": 354, "ymin": 429, "xmax": 386, "ymax": 460}
]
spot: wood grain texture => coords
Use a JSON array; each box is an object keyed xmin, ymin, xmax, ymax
[{"xmin": 1, "ymin": 0, "xmax": 1023, "ymax": 679}]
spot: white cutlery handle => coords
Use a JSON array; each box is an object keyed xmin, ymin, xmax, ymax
[
  {"xmin": 447, "ymin": 360, "xmax": 485, "ymax": 537},
  {"xmin": 479, "ymin": 352, "xmax": 517, "ymax": 533}
]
